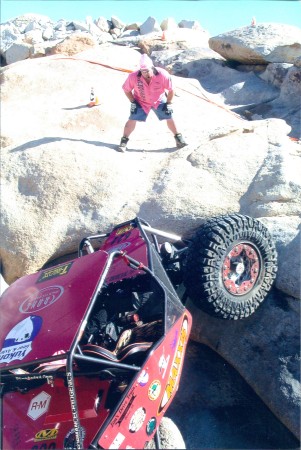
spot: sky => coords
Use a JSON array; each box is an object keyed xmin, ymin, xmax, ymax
[{"xmin": 1, "ymin": 0, "xmax": 301, "ymax": 36}]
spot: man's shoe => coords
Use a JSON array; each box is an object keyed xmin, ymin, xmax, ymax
[
  {"xmin": 174, "ymin": 133, "xmax": 187, "ymax": 149},
  {"xmin": 118, "ymin": 136, "xmax": 129, "ymax": 152}
]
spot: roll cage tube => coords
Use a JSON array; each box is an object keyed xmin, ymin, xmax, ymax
[
  {"xmin": 67, "ymin": 249, "xmax": 168, "ymax": 450},
  {"xmin": 78, "ymin": 217, "xmax": 184, "ymax": 261},
  {"xmin": 78, "ymin": 233, "xmax": 108, "ymax": 256}
]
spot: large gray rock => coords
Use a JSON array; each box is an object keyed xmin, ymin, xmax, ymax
[
  {"xmin": 259, "ymin": 62, "xmax": 293, "ymax": 88},
  {"xmin": 148, "ymin": 42, "xmax": 299, "ymax": 137},
  {"xmin": 94, "ymin": 16, "xmax": 111, "ymax": 33},
  {"xmin": 145, "ymin": 417, "xmax": 186, "ymax": 448},
  {"xmin": 160, "ymin": 17, "xmax": 178, "ymax": 32},
  {"xmin": 152, "ymin": 50, "xmax": 279, "ymax": 105},
  {"xmin": 4, "ymin": 41, "xmax": 32, "ymax": 64},
  {"xmin": 47, "ymin": 33, "xmax": 97, "ymax": 56},
  {"xmin": 23, "ymin": 20, "xmax": 42, "ymax": 33},
  {"xmin": 260, "ymin": 216, "xmax": 301, "ymax": 299},
  {"xmin": 111, "ymin": 15, "xmax": 125, "ymax": 30},
  {"xmin": 10, "ymin": 13, "xmax": 52, "ymax": 31},
  {"xmin": 209, "ymin": 23, "xmax": 301, "ymax": 64},
  {"xmin": 71, "ymin": 20, "xmax": 91, "ymax": 33},
  {"xmin": 240, "ymin": 137, "xmax": 301, "ymax": 217},
  {"xmin": 42, "ymin": 26, "xmax": 54, "ymax": 40},
  {"xmin": 178, "ymin": 20, "xmax": 202, "ymax": 30},
  {"xmin": 0, "ymin": 53, "xmax": 300, "ymax": 305},
  {"xmin": 139, "ymin": 16, "xmax": 162, "ymax": 35},
  {"xmin": 188, "ymin": 290, "xmax": 300, "ymax": 440},
  {"xmin": 24, "ymin": 28, "xmax": 44, "ymax": 44},
  {"xmin": 245, "ymin": 63, "xmax": 301, "ymax": 137},
  {"xmin": 0, "ymin": 23, "xmax": 20, "ymax": 54}
]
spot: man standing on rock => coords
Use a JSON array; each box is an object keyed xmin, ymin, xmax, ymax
[{"xmin": 118, "ymin": 54, "xmax": 187, "ymax": 152}]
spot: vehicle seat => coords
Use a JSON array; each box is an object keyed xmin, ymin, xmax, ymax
[{"xmin": 81, "ymin": 319, "xmax": 163, "ymax": 363}]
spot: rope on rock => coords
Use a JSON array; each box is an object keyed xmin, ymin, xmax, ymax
[{"xmin": 51, "ymin": 55, "xmax": 257, "ymax": 122}]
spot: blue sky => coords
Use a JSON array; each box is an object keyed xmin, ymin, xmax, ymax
[{"xmin": 1, "ymin": 1, "xmax": 301, "ymax": 36}]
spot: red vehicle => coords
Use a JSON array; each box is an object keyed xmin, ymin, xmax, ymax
[{"xmin": 0, "ymin": 214, "xmax": 277, "ymax": 449}]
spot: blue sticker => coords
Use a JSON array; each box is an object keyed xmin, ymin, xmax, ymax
[
  {"xmin": 146, "ymin": 417, "xmax": 157, "ymax": 436},
  {"xmin": 0, "ymin": 315, "xmax": 42, "ymax": 363}
]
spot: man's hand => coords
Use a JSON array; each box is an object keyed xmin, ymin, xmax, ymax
[
  {"xmin": 130, "ymin": 101, "xmax": 139, "ymax": 114},
  {"xmin": 163, "ymin": 103, "xmax": 173, "ymax": 115}
]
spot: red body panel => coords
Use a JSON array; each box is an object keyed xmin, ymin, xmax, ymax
[
  {"xmin": 2, "ymin": 312, "xmax": 191, "ymax": 450},
  {"xmin": 98, "ymin": 312, "xmax": 192, "ymax": 449},
  {"xmin": 3, "ymin": 378, "xmax": 111, "ymax": 449},
  {"xmin": 100, "ymin": 225, "xmax": 149, "ymax": 284},
  {"xmin": 0, "ymin": 251, "xmax": 109, "ymax": 368},
  {"xmin": 1, "ymin": 218, "xmax": 192, "ymax": 449}
]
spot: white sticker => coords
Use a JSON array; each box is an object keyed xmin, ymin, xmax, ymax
[
  {"xmin": 20, "ymin": 286, "xmax": 64, "ymax": 313},
  {"xmin": 109, "ymin": 432, "xmax": 125, "ymax": 449},
  {"xmin": 129, "ymin": 407, "xmax": 146, "ymax": 433},
  {"xmin": 27, "ymin": 391, "xmax": 51, "ymax": 420}
]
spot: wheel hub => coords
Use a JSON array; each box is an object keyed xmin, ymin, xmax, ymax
[{"xmin": 222, "ymin": 243, "xmax": 260, "ymax": 295}]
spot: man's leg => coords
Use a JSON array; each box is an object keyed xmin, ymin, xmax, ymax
[
  {"xmin": 118, "ymin": 120, "xmax": 137, "ymax": 152},
  {"xmin": 154, "ymin": 106, "xmax": 187, "ymax": 148},
  {"xmin": 166, "ymin": 118, "xmax": 188, "ymax": 149},
  {"xmin": 123, "ymin": 119, "xmax": 137, "ymax": 138},
  {"xmin": 166, "ymin": 118, "xmax": 178, "ymax": 135}
]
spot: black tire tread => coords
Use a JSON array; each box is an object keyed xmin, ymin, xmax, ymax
[{"xmin": 183, "ymin": 214, "xmax": 277, "ymax": 319}]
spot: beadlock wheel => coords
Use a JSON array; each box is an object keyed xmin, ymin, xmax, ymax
[
  {"xmin": 183, "ymin": 214, "xmax": 278, "ymax": 320},
  {"xmin": 222, "ymin": 242, "xmax": 261, "ymax": 295}
]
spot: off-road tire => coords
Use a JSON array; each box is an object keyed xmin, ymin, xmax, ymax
[{"xmin": 183, "ymin": 214, "xmax": 277, "ymax": 319}]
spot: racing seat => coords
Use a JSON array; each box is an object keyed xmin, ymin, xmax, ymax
[{"xmin": 81, "ymin": 320, "xmax": 163, "ymax": 363}]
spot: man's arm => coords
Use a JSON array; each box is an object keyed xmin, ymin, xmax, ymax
[
  {"xmin": 124, "ymin": 91, "xmax": 135, "ymax": 103},
  {"xmin": 166, "ymin": 89, "xmax": 175, "ymax": 104}
]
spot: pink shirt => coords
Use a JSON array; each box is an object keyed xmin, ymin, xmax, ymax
[{"xmin": 122, "ymin": 68, "xmax": 173, "ymax": 114}]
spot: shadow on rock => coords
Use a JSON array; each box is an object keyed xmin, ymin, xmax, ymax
[
  {"xmin": 167, "ymin": 341, "xmax": 300, "ymax": 449},
  {"xmin": 9, "ymin": 137, "xmax": 118, "ymax": 152}
]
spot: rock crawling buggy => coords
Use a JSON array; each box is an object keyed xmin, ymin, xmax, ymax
[{"xmin": 0, "ymin": 214, "xmax": 277, "ymax": 449}]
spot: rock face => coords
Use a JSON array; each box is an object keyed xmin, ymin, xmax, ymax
[
  {"xmin": 1, "ymin": 13, "xmax": 210, "ymax": 65},
  {"xmin": 1, "ymin": 53, "xmax": 300, "ymax": 300},
  {"xmin": 134, "ymin": 25, "xmax": 300, "ymax": 138},
  {"xmin": 47, "ymin": 33, "xmax": 98, "ymax": 56},
  {"xmin": 0, "ymin": 13, "xmax": 300, "ymax": 444},
  {"xmin": 209, "ymin": 23, "xmax": 301, "ymax": 64},
  {"xmin": 1, "ymin": 15, "xmax": 300, "ymax": 135},
  {"xmin": 188, "ymin": 290, "xmax": 300, "ymax": 440}
]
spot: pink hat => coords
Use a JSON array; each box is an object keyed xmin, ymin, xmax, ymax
[{"xmin": 140, "ymin": 54, "xmax": 153, "ymax": 70}]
